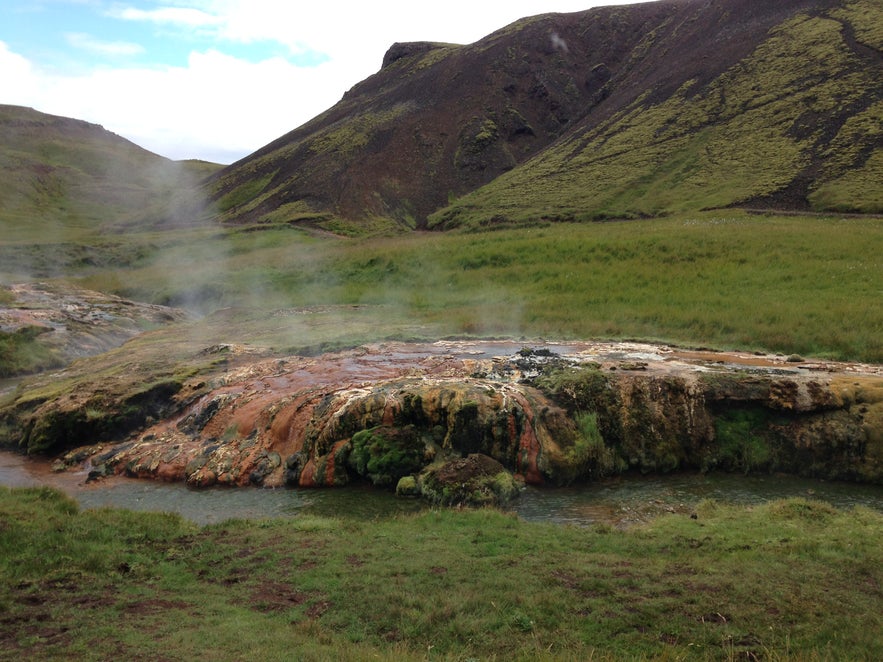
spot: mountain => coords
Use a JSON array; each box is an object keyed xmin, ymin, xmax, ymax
[
  {"xmin": 0, "ymin": 104, "xmax": 220, "ymax": 237},
  {"xmin": 207, "ymin": 0, "xmax": 882, "ymax": 233}
]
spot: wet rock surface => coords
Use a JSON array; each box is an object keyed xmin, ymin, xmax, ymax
[
  {"xmin": 0, "ymin": 282, "xmax": 190, "ymax": 374},
  {"xmin": 3, "ymin": 338, "xmax": 883, "ymax": 496},
  {"xmin": 417, "ymin": 453, "xmax": 523, "ymax": 507}
]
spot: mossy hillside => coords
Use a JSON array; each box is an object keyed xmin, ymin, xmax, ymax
[
  {"xmin": 200, "ymin": 2, "xmax": 667, "ymax": 229},
  {"xmin": 431, "ymin": 3, "xmax": 883, "ymax": 228},
  {"xmin": 2, "ymin": 486, "xmax": 881, "ymax": 660},
  {"xmin": 207, "ymin": 104, "xmax": 422, "ymax": 236},
  {"xmin": 834, "ymin": 0, "xmax": 883, "ymax": 49},
  {"xmin": 808, "ymin": 99, "xmax": 883, "ymax": 212},
  {"xmin": 0, "ymin": 105, "xmax": 221, "ymax": 240},
  {"xmin": 308, "ymin": 104, "xmax": 414, "ymax": 158}
]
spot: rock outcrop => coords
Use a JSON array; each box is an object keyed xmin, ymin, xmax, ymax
[
  {"xmin": 16, "ymin": 340, "xmax": 880, "ymax": 495},
  {"xmin": 0, "ymin": 282, "xmax": 190, "ymax": 377}
]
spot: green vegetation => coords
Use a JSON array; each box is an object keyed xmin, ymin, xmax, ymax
[
  {"xmin": 0, "ymin": 326, "xmax": 61, "ymax": 377},
  {"xmin": 2, "ymin": 3, "xmax": 882, "ymax": 656},
  {"xmin": 1, "ymin": 5, "xmax": 882, "ymax": 653},
  {"xmin": 572, "ymin": 411, "xmax": 622, "ymax": 479},
  {"xmin": 712, "ymin": 408, "xmax": 775, "ymax": 474},
  {"xmin": 350, "ymin": 426, "xmax": 424, "ymax": 487},
  {"xmin": 0, "ymin": 105, "xmax": 221, "ymax": 243},
  {"xmin": 432, "ymin": 3, "xmax": 883, "ymax": 228},
  {"xmin": 4, "ymin": 211, "xmax": 880, "ymax": 375},
  {"xmin": 132, "ymin": 212, "xmax": 882, "ymax": 362},
  {"xmin": 2, "ymin": 486, "xmax": 881, "ymax": 660}
]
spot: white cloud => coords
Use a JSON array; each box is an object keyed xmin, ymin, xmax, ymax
[
  {"xmin": 110, "ymin": 6, "xmax": 222, "ymax": 29},
  {"xmin": 0, "ymin": 40, "xmax": 40, "ymax": 101},
  {"xmin": 27, "ymin": 50, "xmax": 344, "ymax": 163},
  {"xmin": 66, "ymin": 32, "xmax": 145, "ymax": 57}
]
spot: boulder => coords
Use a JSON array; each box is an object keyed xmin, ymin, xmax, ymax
[{"xmin": 417, "ymin": 454, "xmax": 523, "ymax": 507}]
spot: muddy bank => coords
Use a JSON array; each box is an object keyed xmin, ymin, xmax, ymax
[{"xmin": 3, "ymin": 339, "xmax": 881, "ymax": 500}]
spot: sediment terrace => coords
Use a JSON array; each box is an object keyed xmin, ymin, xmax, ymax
[{"xmin": 29, "ymin": 339, "xmax": 881, "ymax": 499}]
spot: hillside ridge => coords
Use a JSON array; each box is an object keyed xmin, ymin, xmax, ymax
[{"xmin": 206, "ymin": 0, "xmax": 881, "ymax": 233}]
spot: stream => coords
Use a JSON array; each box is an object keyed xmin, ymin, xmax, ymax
[{"xmin": 3, "ymin": 451, "xmax": 882, "ymax": 527}]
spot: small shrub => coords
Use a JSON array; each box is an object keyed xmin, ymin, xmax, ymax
[{"xmin": 570, "ymin": 411, "xmax": 621, "ymax": 479}]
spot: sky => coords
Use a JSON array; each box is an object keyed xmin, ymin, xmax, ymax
[{"xmin": 1, "ymin": 1, "xmax": 652, "ymax": 164}]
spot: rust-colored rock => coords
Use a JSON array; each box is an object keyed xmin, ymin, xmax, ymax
[{"xmin": 7, "ymin": 340, "xmax": 883, "ymax": 490}]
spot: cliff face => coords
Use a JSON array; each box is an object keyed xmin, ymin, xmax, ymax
[
  {"xmin": 539, "ymin": 365, "xmax": 882, "ymax": 482},
  {"xmin": 22, "ymin": 341, "xmax": 880, "ymax": 491}
]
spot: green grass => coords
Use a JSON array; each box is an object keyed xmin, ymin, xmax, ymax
[
  {"xmin": 62, "ymin": 210, "xmax": 881, "ymax": 363},
  {"xmin": 3, "ymin": 210, "xmax": 880, "ymax": 386},
  {"xmin": 1, "ymin": 486, "xmax": 881, "ymax": 660},
  {"xmin": 0, "ymin": 326, "xmax": 63, "ymax": 377}
]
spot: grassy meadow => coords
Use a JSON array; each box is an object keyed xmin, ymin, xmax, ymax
[
  {"xmin": 49, "ymin": 210, "xmax": 882, "ymax": 364},
  {"xmin": 3, "ymin": 196, "xmax": 882, "ymax": 659},
  {"xmin": 1, "ymin": 486, "xmax": 881, "ymax": 661}
]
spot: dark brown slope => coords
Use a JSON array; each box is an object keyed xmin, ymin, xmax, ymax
[{"xmin": 207, "ymin": 0, "xmax": 844, "ymax": 232}]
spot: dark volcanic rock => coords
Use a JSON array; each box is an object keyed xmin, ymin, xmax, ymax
[{"xmin": 382, "ymin": 42, "xmax": 448, "ymax": 69}]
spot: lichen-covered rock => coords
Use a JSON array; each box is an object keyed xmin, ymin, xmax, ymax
[
  {"xmin": 535, "ymin": 363, "xmax": 883, "ymax": 482},
  {"xmin": 6, "ymin": 340, "xmax": 883, "ymax": 491},
  {"xmin": 395, "ymin": 475, "xmax": 419, "ymax": 497},
  {"xmin": 417, "ymin": 454, "xmax": 522, "ymax": 506}
]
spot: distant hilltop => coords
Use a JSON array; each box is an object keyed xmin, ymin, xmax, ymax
[
  {"xmin": 206, "ymin": 0, "xmax": 883, "ymax": 233},
  {"xmin": 2, "ymin": 0, "xmax": 881, "ymax": 236}
]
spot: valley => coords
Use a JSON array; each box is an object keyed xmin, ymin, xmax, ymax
[{"xmin": 1, "ymin": 0, "xmax": 882, "ymax": 658}]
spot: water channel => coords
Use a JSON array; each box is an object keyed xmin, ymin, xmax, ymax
[{"xmin": 3, "ymin": 451, "xmax": 881, "ymax": 527}]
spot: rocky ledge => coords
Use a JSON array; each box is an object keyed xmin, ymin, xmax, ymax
[
  {"xmin": 0, "ymin": 282, "xmax": 189, "ymax": 377},
  {"xmin": 5, "ymin": 339, "xmax": 879, "ymax": 504}
]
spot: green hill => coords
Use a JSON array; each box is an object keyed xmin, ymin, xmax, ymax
[
  {"xmin": 0, "ymin": 104, "xmax": 220, "ymax": 231},
  {"xmin": 431, "ymin": 0, "xmax": 883, "ymax": 229},
  {"xmin": 207, "ymin": 0, "xmax": 882, "ymax": 234},
  {"xmin": 0, "ymin": 104, "xmax": 221, "ymax": 280}
]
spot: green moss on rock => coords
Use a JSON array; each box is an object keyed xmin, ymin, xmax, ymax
[
  {"xmin": 349, "ymin": 425, "xmax": 426, "ymax": 487},
  {"xmin": 418, "ymin": 454, "xmax": 522, "ymax": 506}
]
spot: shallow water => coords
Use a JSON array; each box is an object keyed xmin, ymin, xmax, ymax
[{"xmin": 3, "ymin": 451, "xmax": 882, "ymax": 527}]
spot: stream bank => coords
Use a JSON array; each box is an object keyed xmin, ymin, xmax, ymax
[{"xmin": 3, "ymin": 450, "xmax": 882, "ymax": 527}]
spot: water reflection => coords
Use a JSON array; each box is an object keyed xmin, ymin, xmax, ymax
[
  {"xmin": 2, "ymin": 451, "xmax": 882, "ymax": 527},
  {"xmin": 516, "ymin": 473, "xmax": 883, "ymax": 527}
]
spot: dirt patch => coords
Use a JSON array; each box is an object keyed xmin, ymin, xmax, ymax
[
  {"xmin": 306, "ymin": 600, "xmax": 331, "ymax": 620},
  {"xmin": 346, "ymin": 554, "xmax": 365, "ymax": 567},
  {"xmin": 248, "ymin": 580, "xmax": 312, "ymax": 613},
  {"xmin": 121, "ymin": 598, "xmax": 192, "ymax": 616}
]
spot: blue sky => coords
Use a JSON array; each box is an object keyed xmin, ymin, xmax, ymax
[{"xmin": 1, "ymin": 1, "xmax": 651, "ymax": 163}]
